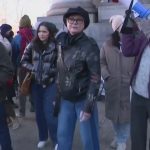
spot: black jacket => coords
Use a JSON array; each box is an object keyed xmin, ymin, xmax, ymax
[
  {"xmin": 56, "ymin": 32, "xmax": 100, "ymax": 113},
  {"xmin": 0, "ymin": 42, "xmax": 14, "ymax": 102},
  {"xmin": 21, "ymin": 41, "xmax": 57, "ymax": 87}
]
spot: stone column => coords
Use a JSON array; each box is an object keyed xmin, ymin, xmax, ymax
[
  {"xmin": 140, "ymin": 0, "xmax": 149, "ymax": 3},
  {"xmin": 47, "ymin": 0, "xmax": 97, "ymax": 16}
]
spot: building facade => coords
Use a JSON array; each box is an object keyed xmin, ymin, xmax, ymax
[{"xmin": 37, "ymin": 0, "xmax": 150, "ymax": 47}]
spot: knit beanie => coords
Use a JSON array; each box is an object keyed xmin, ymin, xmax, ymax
[
  {"xmin": 0, "ymin": 24, "xmax": 12, "ymax": 37},
  {"xmin": 63, "ymin": 6, "xmax": 90, "ymax": 29},
  {"xmin": 109, "ymin": 15, "xmax": 124, "ymax": 32},
  {"xmin": 19, "ymin": 15, "xmax": 32, "ymax": 28}
]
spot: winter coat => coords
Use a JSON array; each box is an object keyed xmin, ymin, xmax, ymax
[
  {"xmin": 100, "ymin": 38, "xmax": 134, "ymax": 123},
  {"xmin": 11, "ymin": 33, "xmax": 21, "ymax": 69},
  {"xmin": 11, "ymin": 28, "xmax": 34, "ymax": 70},
  {"xmin": 56, "ymin": 32, "xmax": 100, "ymax": 113},
  {"xmin": 0, "ymin": 42, "xmax": 14, "ymax": 102},
  {"xmin": 0, "ymin": 34, "xmax": 12, "ymax": 55},
  {"xmin": 21, "ymin": 42, "xmax": 57, "ymax": 87},
  {"xmin": 121, "ymin": 31, "xmax": 150, "ymax": 97}
]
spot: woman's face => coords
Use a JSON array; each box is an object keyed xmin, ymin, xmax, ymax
[
  {"xmin": 66, "ymin": 15, "xmax": 85, "ymax": 35},
  {"xmin": 38, "ymin": 25, "xmax": 50, "ymax": 42}
]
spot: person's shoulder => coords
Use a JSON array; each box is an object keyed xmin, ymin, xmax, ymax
[
  {"xmin": 0, "ymin": 41, "xmax": 5, "ymax": 49},
  {"xmin": 87, "ymin": 36, "xmax": 97, "ymax": 44},
  {"xmin": 0, "ymin": 34, "xmax": 3, "ymax": 41},
  {"xmin": 103, "ymin": 37, "xmax": 112, "ymax": 47},
  {"xmin": 13, "ymin": 33, "xmax": 21, "ymax": 41},
  {"xmin": 85, "ymin": 36, "xmax": 99, "ymax": 51},
  {"xmin": 56, "ymin": 32, "xmax": 67, "ymax": 41},
  {"xmin": 56, "ymin": 28, "xmax": 68, "ymax": 39},
  {"xmin": 0, "ymin": 42, "xmax": 10, "ymax": 57},
  {"xmin": 83, "ymin": 34, "xmax": 98, "ymax": 46}
]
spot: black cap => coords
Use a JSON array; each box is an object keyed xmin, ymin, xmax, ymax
[
  {"xmin": 0, "ymin": 24, "xmax": 12, "ymax": 37},
  {"xmin": 63, "ymin": 6, "xmax": 90, "ymax": 29}
]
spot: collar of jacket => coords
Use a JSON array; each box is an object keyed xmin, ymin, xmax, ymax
[{"xmin": 67, "ymin": 32, "xmax": 84, "ymax": 45}]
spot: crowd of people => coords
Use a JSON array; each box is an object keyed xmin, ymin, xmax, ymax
[{"xmin": 0, "ymin": 5, "xmax": 150, "ymax": 150}]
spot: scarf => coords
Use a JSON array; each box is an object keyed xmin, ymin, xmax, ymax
[{"xmin": 19, "ymin": 28, "xmax": 33, "ymax": 56}]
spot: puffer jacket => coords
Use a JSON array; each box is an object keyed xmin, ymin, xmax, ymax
[
  {"xmin": 21, "ymin": 41, "xmax": 57, "ymax": 87},
  {"xmin": 57, "ymin": 32, "xmax": 100, "ymax": 113}
]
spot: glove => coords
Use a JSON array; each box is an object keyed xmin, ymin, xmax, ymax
[
  {"xmin": 121, "ymin": 18, "xmax": 134, "ymax": 33},
  {"xmin": 121, "ymin": 9, "xmax": 138, "ymax": 34},
  {"xmin": 125, "ymin": 9, "xmax": 132, "ymax": 16}
]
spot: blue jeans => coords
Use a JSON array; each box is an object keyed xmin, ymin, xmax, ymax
[
  {"xmin": 112, "ymin": 121, "xmax": 130, "ymax": 144},
  {"xmin": 32, "ymin": 82, "xmax": 58, "ymax": 145},
  {"xmin": 57, "ymin": 99, "xmax": 100, "ymax": 150},
  {"xmin": 0, "ymin": 102, "xmax": 12, "ymax": 150}
]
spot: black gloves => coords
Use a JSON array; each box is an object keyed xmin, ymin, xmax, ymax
[{"xmin": 121, "ymin": 10, "xmax": 138, "ymax": 34}]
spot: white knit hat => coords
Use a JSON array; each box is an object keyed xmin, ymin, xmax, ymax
[{"xmin": 109, "ymin": 15, "xmax": 124, "ymax": 32}]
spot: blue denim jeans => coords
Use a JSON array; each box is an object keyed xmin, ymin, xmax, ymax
[
  {"xmin": 32, "ymin": 82, "xmax": 58, "ymax": 145},
  {"xmin": 57, "ymin": 99, "xmax": 100, "ymax": 150},
  {"xmin": 112, "ymin": 121, "xmax": 130, "ymax": 144},
  {"xmin": 0, "ymin": 102, "xmax": 12, "ymax": 150}
]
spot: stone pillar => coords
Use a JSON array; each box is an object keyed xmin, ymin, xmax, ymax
[
  {"xmin": 140, "ymin": 0, "xmax": 149, "ymax": 3},
  {"xmin": 47, "ymin": 0, "xmax": 97, "ymax": 16}
]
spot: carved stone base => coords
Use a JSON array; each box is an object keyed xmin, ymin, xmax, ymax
[{"xmin": 47, "ymin": 1, "xmax": 96, "ymax": 16}]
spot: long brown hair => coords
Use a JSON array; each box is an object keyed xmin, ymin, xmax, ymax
[
  {"xmin": 32, "ymin": 21, "xmax": 58, "ymax": 52},
  {"xmin": 111, "ymin": 30, "xmax": 120, "ymax": 49}
]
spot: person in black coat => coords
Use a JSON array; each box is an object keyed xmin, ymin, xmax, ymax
[
  {"xmin": 55, "ymin": 7, "xmax": 100, "ymax": 150},
  {"xmin": 0, "ymin": 42, "xmax": 14, "ymax": 150}
]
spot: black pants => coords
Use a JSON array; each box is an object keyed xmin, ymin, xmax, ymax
[
  {"xmin": 0, "ymin": 102, "xmax": 12, "ymax": 150},
  {"xmin": 131, "ymin": 91, "xmax": 150, "ymax": 150}
]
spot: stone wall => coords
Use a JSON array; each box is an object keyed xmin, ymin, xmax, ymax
[{"xmin": 37, "ymin": 1, "xmax": 150, "ymax": 49}]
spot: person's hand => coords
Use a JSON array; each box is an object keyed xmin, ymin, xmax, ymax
[
  {"xmin": 80, "ymin": 111, "xmax": 91, "ymax": 122},
  {"xmin": 91, "ymin": 73, "xmax": 100, "ymax": 84},
  {"xmin": 125, "ymin": 9, "xmax": 133, "ymax": 16}
]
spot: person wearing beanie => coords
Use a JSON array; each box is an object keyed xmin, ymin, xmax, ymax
[
  {"xmin": 0, "ymin": 24, "xmax": 20, "ymax": 122},
  {"xmin": 100, "ymin": 15, "xmax": 135, "ymax": 150},
  {"xmin": 55, "ymin": 6, "xmax": 100, "ymax": 150},
  {"xmin": 0, "ymin": 23, "xmax": 13, "ymax": 54},
  {"xmin": 109, "ymin": 15, "xmax": 124, "ymax": 32},
  {"xmin": 0, "ymin": 24, "xmax": 12, "ymax": 38},
  {"xmin": 11, "ymin": 14, "xmax": 34, "ymax": 119}
]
